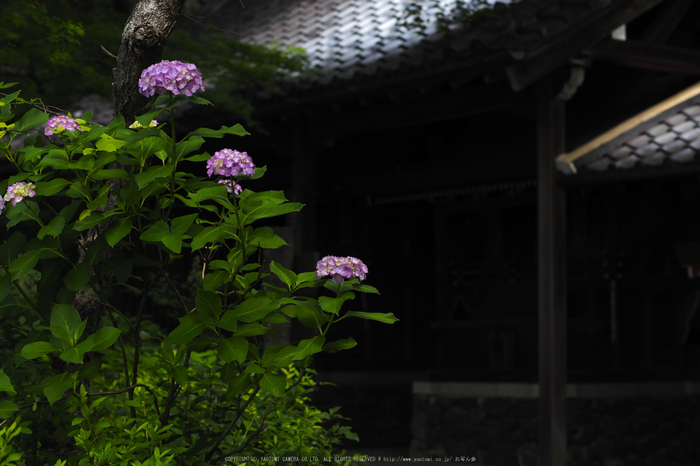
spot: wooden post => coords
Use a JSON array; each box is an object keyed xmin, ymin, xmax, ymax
[
  {"xmin": 537, "ymin": 76, "xmax": 567, "ymax": 466},
  {"xmin": 290, "ymin": 118, "xmax": 317, "ymax": 256}
]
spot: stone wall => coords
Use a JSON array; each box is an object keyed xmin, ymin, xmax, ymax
[{"xmin": 411, "ymin": 383, "xmax": 700, "ymax": 466}]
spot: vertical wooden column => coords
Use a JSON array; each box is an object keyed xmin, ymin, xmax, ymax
[
  {"xmin": 537, "ymin": 77, "xmax": 567, "ymax": 466},
  {"xmin": 290, "ymin": 117, "xmax": 317, "ymax": 256}
]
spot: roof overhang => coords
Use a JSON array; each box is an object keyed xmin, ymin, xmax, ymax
[{"xmin": 556, "ymin": 80, "xmax": 700, "ymax": 183}]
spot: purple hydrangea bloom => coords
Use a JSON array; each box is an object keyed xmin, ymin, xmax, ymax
[
  {"xmin": 218, "ymin": 179, "xmax": 243, "ymax": 195},
  {"xmin": 207, "ymin": 149, "xmax": 255, "ymax": 178},
  {"xmin": 0, "ymin": 197, "xmax": 5, "ymax": 216},
  {"xmin": 45, "ymin": 115, "xmax": 83, "ymax": 136},
  {"xmin": 4, "ymin": 181, "xmax": 36, "ymax": 206},
  {"xmin": 316, "ymin": 255, "xmax": 368, "ymax": 284},
  {"xmin": 139, "ymin": 60, "xmax": 204, "ymax": 97}
]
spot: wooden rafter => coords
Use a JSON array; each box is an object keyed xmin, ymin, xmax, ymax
[
  {"xmin": 639, "ymin": 0, "xmax": 695, "ymax": 44},
  {"xmin": 590, "ymin": 39, "xmax": 700, "ymax": 75},
  {"xmin": 504, "ymin": 0, "xmax": 665, "ymax": 92}
]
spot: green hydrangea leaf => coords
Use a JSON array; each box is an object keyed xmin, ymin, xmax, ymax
[
  {"xmin": 14, "ymin": 108, "xmax": 49, "ymax": 132},
  {"xmin": 37, "ymin": 215, "xmax": 65, "ymax": 240},
  {"xmin": 260, "ymin": 372, "xmax": 285, "ymax": 397},
  {"xmin": 59, "ymin": 338, "xmax": 93, "ymax": 364},
  {"xmin": 139, "ymin": 221, "xmax": 170, "ymax": 243},
  {"xmin": 172, "ymin": 366, "xmax": 188, "ymax": 386},
  {"xmin": 0, "ymin": 400, "xmax": 18, "ymax": 419},
  {"xmin": 293, "ymin": 335, "xmax": 326, "ymax": 360},
  {"xmin": 64, "ymin": 260, "xmax": 92, "ymax": 292},
  {"xmin": 196, "ymin": 288, "xmax": 222, "ymax": 320},
  {"xmin": 162, "ymin": 312, "xmax": 206, "ymax": 348},
  {"xmin": 227, "ymin": 374, "xmax": 250, "ymax": 396},
  {"xmin": 323, "ymin": 337, "xmax": 358, "ymax": 354},
  {"xmin": 134, "ymin": 164, "xmax": 173, "ymax": 189},
  {"xmin": 10, "ymin": 247, "xmax": 60, "ymax": 280},
  {"xmin": 294, "ymin": 305, "xmax": 329, "ymax": 328},
  {"xmin": 51, "ymin": 303, "xmax": 84, "ymax": 343},
  {"xmin": 95, "ymin": 136, "xmax": 127, "ymax": 153},
  {"xmin": 0, "ymin": 369, "xmax": 16, "ymax": 395},
  {"xmin": 90, "ymin": 168, "xmax": 129, "ymax": 180},
  {"xmin": 43, "ymin": 373, "xmax": 73, "ymax": 405},
  {"xmin": 105, "ymin": 217, "xmax": 133, "ymax": 247},
  {"xmin": 318, "ymin": 292, "xmax": 355, "ymax": 315},
  {"xmin": 270, "ymin": 261, "xmax": 296, "ymax": 289},
  {"xmin": 35, "ymin": 178, "xmax": 70, "ymax": 196},
  {"xmin": 89, "ymin": 326, "xmax": 121, "ymax": 351},
  {"xmin": 233, "ymin": 323, "xmax": 268, "ymax": 337},
  {"xmin": 234, "ymin": 297, "xmax": 278, "ymax": 323},
  {"xmin": 344, "ymin": 311, "xmax": 399, "ymax": 324},
  {"xmin": 20, "ymin": 341, "xmax": 56, "ymax": 360},
  {"xmin": 175, "ymin": 136, "xmax": 204, "ymax": 160},
  {"xmin": 217, "ymin": 336, "xmax": 248, "ymax": 364},
  {"xmin": 191, "ymin": 226, "xmax": 224, "ymax": 251}
]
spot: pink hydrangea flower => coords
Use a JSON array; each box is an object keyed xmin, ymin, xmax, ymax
[
  {"xmin": 218, "ymin": 179, "xmax": 243, "ymax": 195},
  {"xmin": 139, "ymin": 60, "xmax": 204, "ymax": 97},
  {"xmin": 316, "ymin": 256, "xmax": 368, "ymax": 284},
  {"xmin": 45, "ymin": 115, "xmax": 83, "ymax": 136},
  {"xmin": 206, "ymin": 149, "xmax": 255, "ymax": 178},
  {"xmin": 4, "ymin": 181, "xmax": 36, "ymax": 206},
  {"xmin": 0, "ymin": 197, "xmax": 5, "ymax": 215}
]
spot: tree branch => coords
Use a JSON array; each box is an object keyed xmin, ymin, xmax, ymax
[
  {"xmin": 205, "ymin": 386, "xmax": 261, "ymax": 463},
  {"xmin": 88, "ymin": 383, "xmax": 161, "ymax": 417}
]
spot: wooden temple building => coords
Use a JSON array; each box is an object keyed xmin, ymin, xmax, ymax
[{"xmin": 187, "ymin": 0, "xmax": 700, "ymax": 463}]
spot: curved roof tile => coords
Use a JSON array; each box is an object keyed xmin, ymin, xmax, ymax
[{"xmin": 189, "ymin": 0, "xmax": 619, "ymax": 92}]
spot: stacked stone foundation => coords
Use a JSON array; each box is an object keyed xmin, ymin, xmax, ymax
[{"xmin": 411, "ymin": 382, "xmax": 700, "ymax": 466}]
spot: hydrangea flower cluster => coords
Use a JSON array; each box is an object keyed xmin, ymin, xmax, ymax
[
  {"xmin": 0, "ymin": 197, "xmax": 5, "ymax": 216},
  {"xmin": 218, "ymin": 179, "xmax": 243, "ymax": 195},
  {"xmin": 138, "ymin": 60, "xmax": 204, "ymax": 97},
  {"xmin": 316, "ymin": 255, "xmax": 369, "ymax": 284},
  {"xmin": 4, "ymin": 181, "xmax": 36, "ymax": 207},
  {"xmin": 45, "ymin": 115, "xmax": 83, "ymax": 136},
  {"xmin": 206, "ymin": 149, "xmax": 255, "ymax": 178},
  {"xmin": 129, "ymin": 119, "xmax": 159, "ymax": 129}
]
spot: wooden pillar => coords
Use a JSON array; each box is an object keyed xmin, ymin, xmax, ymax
[
  {"xmin": 537, "ymin": 76, "xmax": 567, "ymax": 466},
  {"xmin": 290, "ymin": 118, "xmax": 317, "ymax": 256}
]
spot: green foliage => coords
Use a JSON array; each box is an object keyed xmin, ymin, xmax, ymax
[
  {"xmin": 0, "ymin": 83, "xmax": 396, "ymax": 464},
  {"xmin": 398, "ymin": 0, "xmax": 494, "ymax": 33},
  {"xmin": 0, "ymin": 2, "xmax": 308, "ymax": 125},
  {"xmin": 0, "ymin": 0, "xmax": 124, "ymax": 108},
  {"xmin": 165, "ymin": 32, "xmax": 307, "ymax": 126}
]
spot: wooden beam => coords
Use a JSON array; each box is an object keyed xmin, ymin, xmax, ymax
[
  {"xmin": 537, "ymin": 77, "xmax": 567, "ymax": 466},
  {"xmin": 505, "ymin": 0, "xmax": 665, "ymax": 91},
  {"xmin": 639, "ymin": 0, "xmax": 695, "ymax": 44},
  {"xmin": 591, "ymin": 39, "xmax": 700, "ymax": 75},
  {"xmin": 330, "ymin": 81, "xmax": 515, "ymax": 136}
]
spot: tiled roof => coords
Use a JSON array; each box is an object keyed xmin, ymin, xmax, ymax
[
  {"xmin": 192, "ymin": 0, "xmax": 628, "ymax": 92},
  {"xmin": 556, "ymin": 81, "xmax": 700, "ymax": 183}
]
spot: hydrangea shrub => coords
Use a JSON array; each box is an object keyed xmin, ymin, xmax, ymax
[{"xmin": 0, "ymin": 64, "xmax": 397, "ymax": 465}]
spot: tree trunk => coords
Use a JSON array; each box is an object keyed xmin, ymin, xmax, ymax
[
  {"xmin": 72, "ymin": 0, "xmax": 187, "ymax": 372},
  {"xmin": 112, "ymin": 0, "xmax": 186, "ymax": 123},
  {"xmin": 77, "ymin": 0, "xmax": 186, "ymax": 321}
]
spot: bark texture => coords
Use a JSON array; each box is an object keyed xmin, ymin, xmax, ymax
[{"xmin": 112, "ymin": 0, "xmax": 186, "ymax": 123}]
